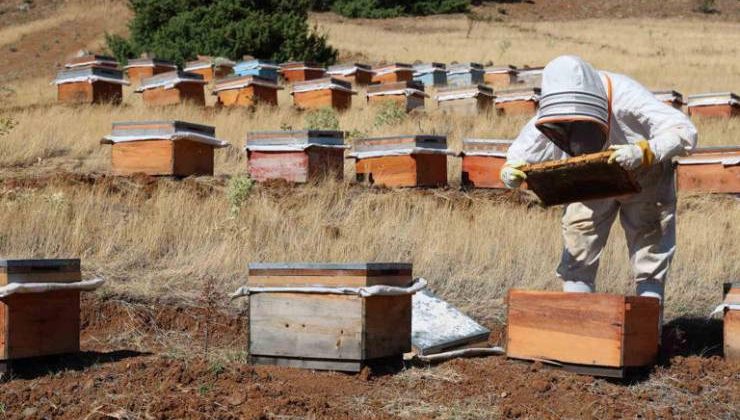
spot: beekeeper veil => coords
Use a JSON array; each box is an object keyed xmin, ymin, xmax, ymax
[{"xmin": 535, "ymin": 56, "xmax": 611, "ymax": 156}]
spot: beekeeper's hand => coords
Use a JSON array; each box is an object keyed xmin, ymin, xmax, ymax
[
  {"xmin": 500, "ymin": 161, "xmax": 527, "ymax": 189},
  {"xmin": 608, "ymin": 140, "xmax": 655, "ymax": 170}
]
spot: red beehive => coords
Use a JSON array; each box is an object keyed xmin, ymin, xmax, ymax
[
  {"xmin": 371, "ymin": 63, "xmax": 414, "ymax": 84},
  {"xmin": 123, "ymin": 58, "xmax": 178, "ymax": 85},
  {"xmin": 675, "ymin": 146, "xmax": 740, "ymax": 193},
  {"xmin": 213, "ymin": 75, "xmax": 282, "ymax": 107},
  {"xmin": 460, "ymin": 139, "xmax": 514, "ymax": 189},
  {"xmin": 135, "ymin": 71, "xmax": 207, "ymax": 107},
  {"xmin": 291, "ymin": 78, "xmax": 356, "ymax": 111},
  {"xmin": 280, "ymin": 62, "xmax": 326, "ymax": 83},
  {"xmin": 367, "ymin": 81, "xmax": 428, "ymax": 113},
  {"xmin": 687, "ymin": 92, "xmax": 740, "ymax": 118},
  {"xmin": 495, "ymin": 87, "xmax": 541, "ymax": 116},
  {"xmin": 54, "ymin": 65, "xmax": 129, "ymax": 105}
]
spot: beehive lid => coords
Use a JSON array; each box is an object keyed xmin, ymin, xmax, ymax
[
  {"xmin": 280, "ymin": 61, "xmax": 324, "ymax": 70},
  {"xmin": 521, "ymin": 151, "xmax": 642, "ymax": 206},
  {"xmin": 413, "ymin": 62, "xmax": 446, "ymax": 71},
  {"xmin": 291, "ymin": 77, "xmax": 354, "ymax": 94},
  {"xmin": 687, "ymin": 92, "xmax": 740, "ymax": 107},
  {"xmin": 485, "ymin": 65, "xmax": 517, "ymax": 74},
  {"xmin": 247, "ymin": 262, "xmax": 413, "ymax": 287},
  {"xmin": 136, "ymin": 71, "xmax": 206, "ymax": 91},
  {"xmin": 123, "ymin": 58, "xmax": 178, "ymax": 69},
  {"xmin": 234, "ymin": 59, "xmax": 280, "ymax": 71},
  {"xmin": 495, "ymin": 86, "xmax": 541, "ymax": 102},
  {"xmin": 184, "ymin": 56, "xmax": 235, "ymax": 71},
  {"xmin": 54, "ymin": 65, "xmax": 128, "ymax": 85},
  {"xmin": 366, "ymin": 80, "xmax": 425, "ymax": 95},
  {"xmin": 0, "ymin": 259, "xmax": 80, "ymax": 272},
  {"xmin": 461, "ymin": 139, "xmax": 514, "ymax": 156},
  {"xmin": 675, "ymin": 146, "xmax": 740, "ymax": 165},
  {"xmin": 213, "ymin": 75, "xmax": 280, "ymax": 92},
  {"xmin": 245, "ymin": 130, "xmax": 345, "ymax": 148},
  {"xmin": 652, "ymin": 90, "xmax": 683, "ymax": 102},
  {"xmin": 66, "ymin": 54, "xmax": 118, "ymax": 68},
  {"xmin": 327, "ymin": 63, "xmax": 371, "ymax": 73},
  {"xmin": 102, "ymin": 120, "xmax": 228, "ymax": 148},
  {"xmin": 373, "ymin": 63, "xmax": 413, "ymax": 72},
  {"xmin": 448, "ymin": 62, "xmax": 483, "ymax": 73},
  {"xmin": 436, "ymin": 84, "xmax": 494, "ymax": 101}
]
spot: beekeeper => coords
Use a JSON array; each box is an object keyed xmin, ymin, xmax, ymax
[{"xmin": 500, "ymin": 55, "xmax": 697, "ymax": 309}]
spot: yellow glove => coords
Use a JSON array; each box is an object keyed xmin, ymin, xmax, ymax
[{"xmin": 500, "ymin": 161, "xmax": 527, "ymax": 189}]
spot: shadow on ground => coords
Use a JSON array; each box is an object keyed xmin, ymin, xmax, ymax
[{"xmin": 4, "ymin": 349, "xmax": 149, "ymax": 380}]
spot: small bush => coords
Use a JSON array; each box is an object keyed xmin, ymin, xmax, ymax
[
  {"xmin": 373, "ymin": 101, "xmax": 407, "ymax": 128},
  {"xmin": 330, "ymin": 0, "xmax": 469, "ymax": 18},
  {"xmin": 0, "ymin": 116, "xmax": 17, "ymax": 137},
  {"xmin": 226, "ymin": 175, "xmax": 254, "ymax": 215},
  {"xmin": 305, "ymin": 108, "xmax": 340, "ymax": 130}
]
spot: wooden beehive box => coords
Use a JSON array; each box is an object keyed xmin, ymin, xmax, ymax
[
  {"xmin": 184, "ymin": 57, "xmax": 235, "ymax": 82},
  {"xmin": 245, "ymin": 130, "xmax": 345, "ymax": 183},
  {"xmin": 723, "ymin": 283, "xmax": 740, "ymax": 362},
  {"xmin": 688, "ymin": 92, "xmax": 740, "ymax": 118},
  {"xmin": 436, "ymin": 84, "xmax": 494, "ymax": 115},
  {"xmin": 484, "ymin": 65, "xmax": 518, "ymax": 88},
  {"xmin": 65, "ymin": 54, "xmax": 119, "ymax": 69},
  {"xmin": 652, "ymin": 90, "xmax": 685, "ymax": 111},
  {"xmin": 54, "ymin": 65, "xmax": 129, "ymax": 105},
  {"xmin": 136, "ymin": 71, "xmax": 207, "ymax": 106},
  {"xmin": 352, "ymin": 135, "xmax": 449, "ymax": 187},
  {"xmin": 291, "ymin": 77, "xmax": 356, "ymax": 111},
  {"xmin": 461, "ymin": 139, "xmax": 514, "ymax": 189},
  {"xmin": 367, "ymin": 81, "xmax": 428, "ymax": 113},
  {"xmin": 507, "ymin": 290, "xmax": 660, "ymax": 377},
  {"xmin": 213, "ymin": 75, "xmax": 282, "ymax": 107},
  {"xmin": 124, "ymin": 58, "xmax": 178, "ymax": 85},
  {"xmin": 371, "ymin": 63, "xmax": 414, "ymax": 84},
  {"xmin": 326, "ymin": 63, "xmax": 374, "ymax": 86},
  {"xmin": 521, "ymin": 151, "xmax": 641, "ymax": 206},
  {"xmin": 280, "ymin": 61, "xmax": 326, "ymax": 83},
  {"xmin": 0, "ymin": 259, "xmax": 82, "ymax": 364},
  {"xmin": 676, "ymin": 146, "xmax": 740, "ymax": 193},
  {"xmin": 247, "ymin": 262, "xmax": 414, "ymax": 372},
  {"xmin": 515, "ymin": 66, "xmax": 544, "ymax": 87},
  {"xmin": 101, "ymin": 120, "xmax": 229, "ymax": 176},
  {"xmin": 233, "ymin": 59, "xmax": 280, "ymax": 82},
  {"xmin": 413, "ymin": 63, "xmax": 447, "ymax": 87},
  {"xmin": 495, "ymin": 87, "xmax": 541, "ymax": 116},
  {"xmin": 446, "ymin": 62, "xmax": 484, "ymax": 87}
]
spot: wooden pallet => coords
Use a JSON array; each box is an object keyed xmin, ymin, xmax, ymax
[{"xmin": 521, "ymin": 151, "xmax": 641, "ymax": 206}]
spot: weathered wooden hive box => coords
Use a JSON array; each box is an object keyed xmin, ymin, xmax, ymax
[
  {"xmin": 247, "ymin": 262, "xmax": 414, "ymax": 372},
  {"xmin": 436, "ymin": 84, "xmax": 494, "ymax": 115},
  {"xmin": 723, "ymin": 283, "xmax": 740, "ymax": 362},
  {"xmin": 413, "ymin": 63, "xmax": 447, "ymax": 87},
  {"xmin": 652, "ymin": 90, "xmax": 685, "ymax": 111},
  {"xmin": 461, "ymin": 139, "xmax": 514, "ymax": 189},
  {"xmin": 484, "ymin": 65, "xmax": 518, "ymax": 88},
  {"xmin": 0, "ymin": 259, "xmax": 82, "ymax": 364},
  {"xmin": 101, "ymin": 120, "xmax": 229, "ymax": 176},
  {"xmin": 515, "ymin": 66, "xmax": 544, "ymax": 87},
  {"xmin": 54, "ymin": 65, "xmax": 129, "ymax": 105},
  {"xmin": 233, "ymin": 59, "xmax": 280, "ymax": 82},
  {"xmin": 507, "ymin": 290, "xmax": 660, "ymax": 377},
  {"xmin": 367, "ymin": 81, "xmax": 428, "ymax": 113},
  {"xmin": 326, "ymin": 63, "xmax": 374, "ymax": 86},
  {"xmin": 291, "ymin": 77, "xmax": 356, "ymax": 111},
  {"xmin": 371, "ymin": 63, "xmax": 414, "ymax": 84},
  {"xmin": 280, "ymin": 61, "xmax": 326, "ymax": 83},
  {"xmin": 675, "ymin": 146, "xmax": 740, "ymax": 193},
  {"xmin": 351, "ymin": 135, "xmax": 451, "ymax": 187},
  {"xmin": 213, "ymin": 75, "xmax": 282, "ymax": 107},
  {"xmin": 65, "ymin": 54, "xmax": 119, "ymax": 69},
  {"xmin": 446, "ymin": 62, "xmax": 484, "ymax": 87},
  {"xmin": 123, "ymin": 58, "xmax": 178, "ymax": 85},
  {"xmin": 135, "ymin": 71, "xmax": 207, "ymax": 106},
  {"xmin": 184, "ymin": 56, "xmax": 235, "ymax": 82},
  {"xmin": 495, "ymin": 87, "xmax": 541, "ymax": 116},
  {"xmin": 245, "ymin": 130, "xmax": 345, "ymax": 183},
  {"xmin": 687, "ymin": 92, "xmax": 739, "ymax": 118}
]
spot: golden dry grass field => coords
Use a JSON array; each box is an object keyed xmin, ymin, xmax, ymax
[{"xmin": 0, "ymin": 0, "xmax": 738, "ymax": 325}]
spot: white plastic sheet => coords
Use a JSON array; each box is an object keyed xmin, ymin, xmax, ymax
[
  {"xmin": 0, "ymin": 278, "xmax": 104, "ymax": 298},
  {"xmin": 349, "ymin": 147, "xmax": 455, "ymax": 160},
  {"xmin": 244, "ymin": 144, "xmax": 348, "ymax": 152},
  {"xmin": 102, "ymin": 131, "xmax": 229, "ymax": 148},
  {"xmin": 53, "ymin": 76, "xmax": 130, "ymax": 86},
  {"xmin": 231, "ymin": 277, "xmax": 427, "ymax": 299}
]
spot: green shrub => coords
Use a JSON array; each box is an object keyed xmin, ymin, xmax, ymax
[
  {"xmin": 330, "ymin": 0, "xmax": 469, "ymax": 18},
  {"xmin": 305, "ymin": 108, "xmax": 340, "ymax": 130},
  {"xmin": 107, "ymin": 0, "xmax": 337, "ymax": 66},
  {"xmin": 226, "ymin": 175, "xmax": 254, "ymax": 215}
]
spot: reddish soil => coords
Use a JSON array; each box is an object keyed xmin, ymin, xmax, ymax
[{"xmin": 0, "ymin": 294, "xmax": 736, "ymax": 418}]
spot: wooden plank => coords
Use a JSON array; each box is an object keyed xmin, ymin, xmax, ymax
[
  {"xmin": 676, "ymin": 163, "xmax": 740, "ymax": 193},
  {"xmin": 249, "ymin": 293, "xmax": 363, "ymax": 360},
  {"xmin": 251, "ymin": 355, "xmax": 363, "ymax": 372},
  {"xmin": 172, "ymin": 139, "xmax": 214, "ymax": 177},
  {"xmin": 248, "ymin": 275, "xmax": 411, "ymax": 288},
  {"xmin": 725, "ymin": 310, "xmax": 740, "ymax": 362},
  {"xmin": 363, "ymin": 295, "xmax": 412, "ymax": 359},
  {"xmin": 622, "ymin": 296, "xmax": 660, "ymax": 367},
  {"xmin": 248, "ymin": 151, "xmax": 309, "ymax": 183},
  {"xmin": 111, "ymin": 140, "xmax": 175, "ymax": 176}
]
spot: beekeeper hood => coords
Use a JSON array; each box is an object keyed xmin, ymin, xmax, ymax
[{"xmin": 535, "ymin": 56, "xmax": 611, "ymax": 156}]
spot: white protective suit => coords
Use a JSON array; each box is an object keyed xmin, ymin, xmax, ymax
[{"xmin": 507, "ymin": 56, "xmax": 698, "ymax": 299}]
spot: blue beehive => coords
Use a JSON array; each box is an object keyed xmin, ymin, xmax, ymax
[
  {"xmin": 446, "ymin": 63, "xmax": 484, "ymax": 87},
  {"xmin": 234, "ymin": 59, "xmax": 280, "ymax": 82},
  {"xmin": 413, "ymin": 63, "xmax": 447, "ymax": 87}
]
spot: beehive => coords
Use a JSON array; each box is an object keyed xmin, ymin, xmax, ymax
[
  {"xmin": 351, "ymin": 135, "xmax": 451, "ymax": 187},
  {"xmin": 366, "ymin": 81, "xmax": 428, "ymax": 113},
  {"xmin": 135, "ymin": 71, "xmax": 207, "ymax": 106},
  {"xmin": 280, "ymin": 62, "xmax": 326, "ymax": 83},
  {"xmin": 495, "ymin": 87, "xmax": 541, "ymax": 116},
  {"xmin": 247, "ymin": 262, "xmax": 415, "ymax": 372},
  {"xmin": 65, "ymin": 54, "xmax": 119, "ymax": 69},
  {"xmin": 484, "ymin": 65, "xmax": 518, "ymax": 88},
  {"xmin": 461, "ymin": 139, "xmax": 514, "ymax": 189},
  {"xmin": 100, "ymin": 120, "xmax": 229, "ymax": 176},
  {"xmin": 233, "ymin": 59, "xmax": 280, "ymax": 82},
  {"xmin": 245, "ymin": 130, "xmax": 345, "ymax": 183},
  {"xmin": 213, "ymin": 75, "xmax": 282, "ymax": 107},
  {"xmin": 291, "ymin": 78, "xmax": 356, "ymax": 111},
  {"xmin": 326, "ymin": 63, "xmax": 374, "ymax": 86},
  {"xmin": 436, "ymin": 84, "xmax": 495, "ymax": 115},
  {"xmin": 183, "ymin": 56, "xmax": 235, "ymax": 82},
  {"xmin": 371, "ymin": 63, "xmax": 414, "ymax": 84},
  {"xmin": 507, "ymin": 290, "xmax": 660, "ymax": 377},
  {"xmin": 687, "ymin": 92, "xmax": 740, "ymax": 118},
  {"xmin": 123, "ymin": 58, "xmax": 178, "ymax": 85},
  {"xmin": 675, "ymin": 146, "xmax": 740, "ymax": 193},
  {"xmin": 54, "ymin": 65, "xmax": 129, "ymax": 105},
  {"xmin": 413, "ymin": 63, "xmax": 447, "ymax": 87},
  {"xmin": 0, "ymin": 259, "xmax": 82, "ymax": 367},
  {"xmin": 515, "ymin": 66, "xmax": 544, "ymax": 87},
  {"xmin": 723, "ymin": 283, "xmax": 740, "ymax": 362},
  {"xmin": 446, "ymin": 62, "xmax": 484, "ymax": 87},
  {"xmin": 652, "ymin": 90, "xmax": 685, "ymax": 111}
]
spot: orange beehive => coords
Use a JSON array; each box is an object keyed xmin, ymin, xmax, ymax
[
  {"xmin": 123, "ymin": 58, "xmax": 178, "ymax": 85},
  {"xmin": 484, "ymin": 65, "xmax": 518, "ymax": 88},
  {"xmin": 54, "ymin": 65, "xmax": 129, "ymax": 105},
  {"xmin": 461, "ymin": 139, "xmax": 514, "ymax": 189},
  {"xmin": 135, "ymin": 71, "xmax": 207, "ymax": 107},
  {"xmin": 436, "ymin": 84, "xmax": 495, "ymax": 115},
  {"xmin": 326, "ymin": 63, "xmax": 374, "ymax": 86},
  {"xmin": 213, "ymin": 75, "xmax": 282, "ymax": 107},
  {"xmin": 371, "ymin": 63, "xmax": 414, "ymax": 84},
  {"xmin": 495, "ymin": 87, "xmax": 541, "ymax": 116},
  {"xmin": 291, "ymin": 78, "xmax": 356, "ymax": 111},
  {"xmin": 280, "ymin": 62, "xmax": 326, "ymax": 83},
  {"xmin": 675, "ymin": 146, "xmax": 740, "ymax": 193},
  {"xmin": 687, "ymin": 92, "xmax": 740, "ymax": 118},
  {"xmin": 367, "ymin": 81, "xmax": 428, "ymax": 113},
  {"xmin": 184, "ymin": 56, "xmax": 235, "ymax": 82},
  {"xmin": 723, "ymin": 283, "xmax": 740, "ymax": 362},
  {"xmin": 652, "ymin": 90, "xmax": 685, "ymax": 111},
  {"xmin": 351, "ymin": 135, "xmax": 451, "ymax": 187}
]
